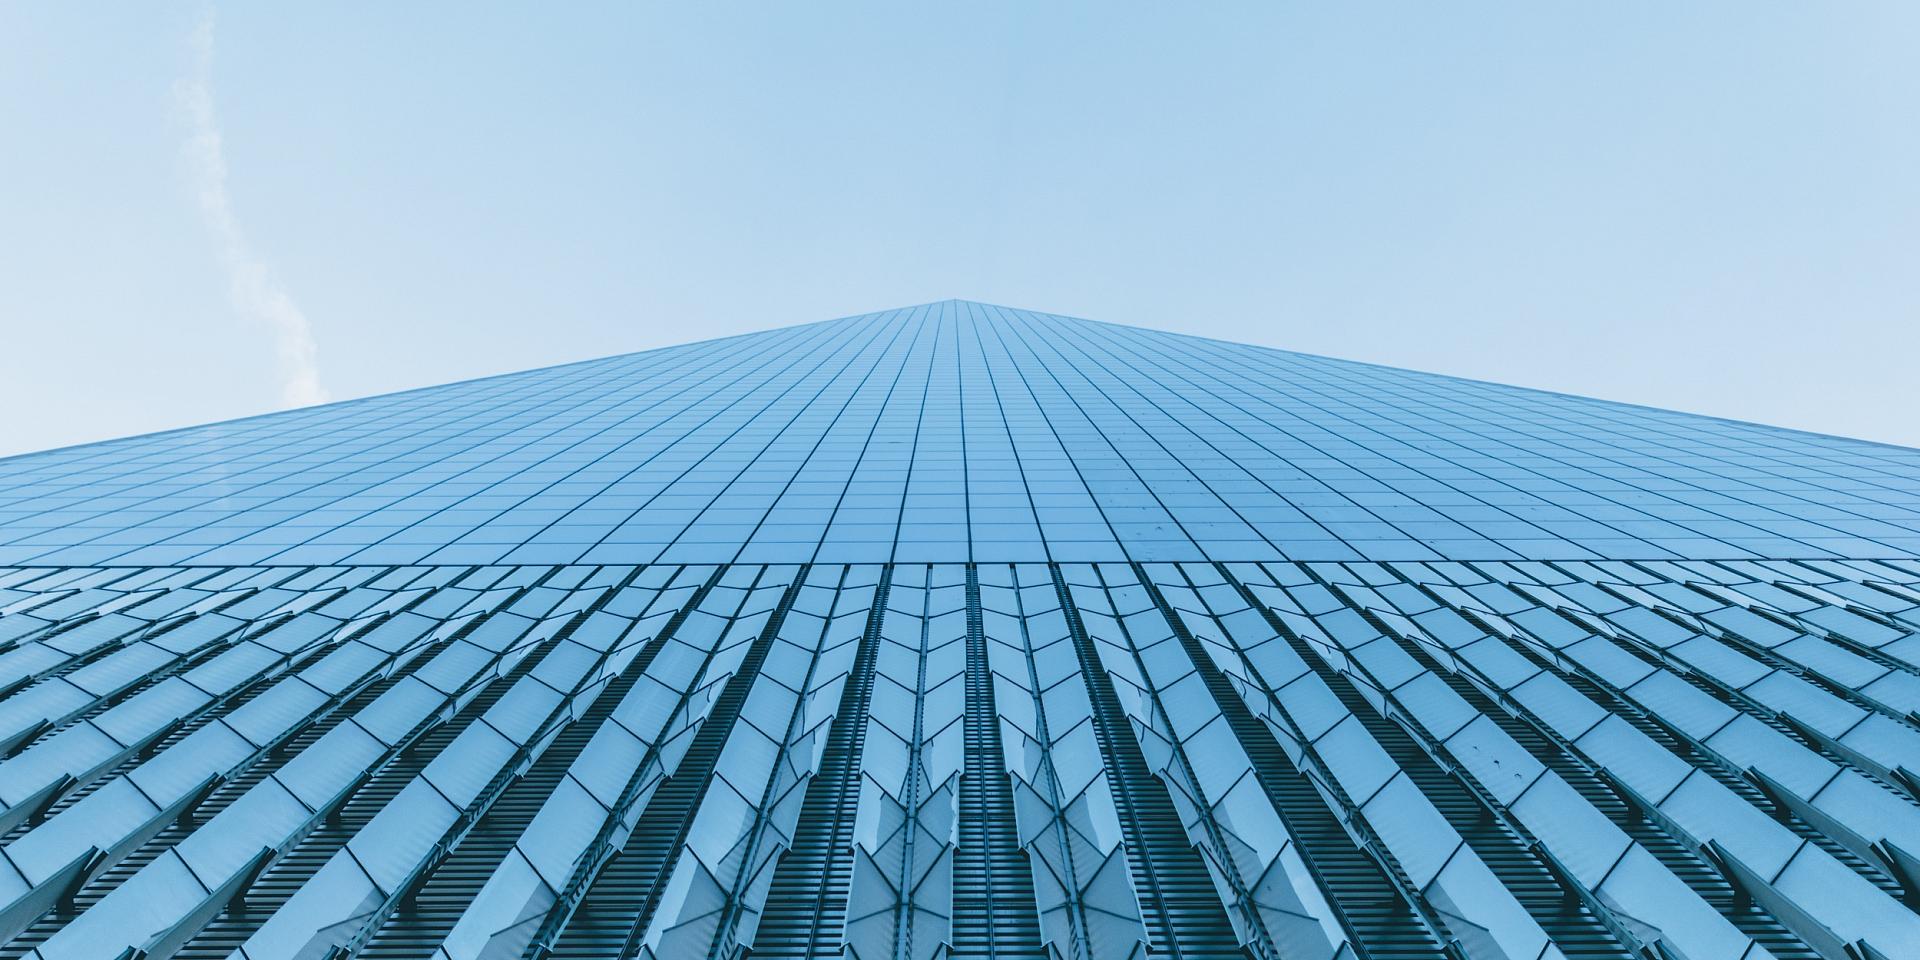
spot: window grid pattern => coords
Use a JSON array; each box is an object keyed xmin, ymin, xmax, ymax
[
  {"xmin": 1, "ymin": 302, "xmax": 1915, "ymax": 569},
  {"xmin": 0, "ymin": 302, "xmax": 1917, "ymax": 960}
]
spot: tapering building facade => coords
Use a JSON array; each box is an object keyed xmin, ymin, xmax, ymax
[{"xmin": 3, "ymin": 301, "xmax": 1920, "ymax": 960}]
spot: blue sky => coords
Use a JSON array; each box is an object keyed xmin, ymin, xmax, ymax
[{"xmin": 3, "ymin": 2, "xmax": 1917, "ymax": 457}]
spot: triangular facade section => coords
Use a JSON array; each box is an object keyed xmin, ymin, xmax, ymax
[{"xmin": 1, "ymin": 301, "xmax": 1918, "ymax": 960}]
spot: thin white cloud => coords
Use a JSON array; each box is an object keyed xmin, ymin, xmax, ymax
[{"xmin": 178, "ymin": 10, "xmax": 328, "ymax": 408}]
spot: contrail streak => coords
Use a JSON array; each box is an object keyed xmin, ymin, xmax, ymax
[{"xmin": 178, "ymin": 10, "xmax": 328, "ymax": 407}]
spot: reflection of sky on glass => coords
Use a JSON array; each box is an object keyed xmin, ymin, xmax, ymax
[
  {"xmin": 3, "ymin": 303, "xmax": 1916, "ymax": 569},
  {"xmin": 4, "ymin": 300, "xmax": 1920, "ymax": 959}
]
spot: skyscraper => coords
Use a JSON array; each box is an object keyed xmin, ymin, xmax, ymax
[{"xmin": 2, "ymin": 300, "xmax": 1918, "ymax": 960}]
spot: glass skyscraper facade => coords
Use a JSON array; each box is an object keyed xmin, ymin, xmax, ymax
[{"xmin": 2, "ymin": 300, "xmax": 1919, "ymax": 960}]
